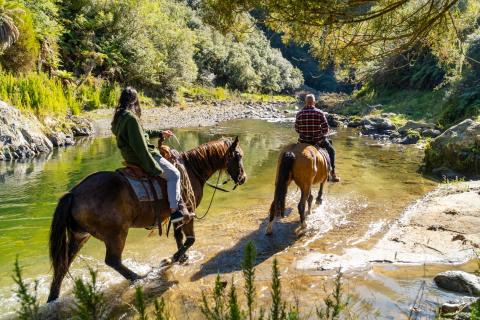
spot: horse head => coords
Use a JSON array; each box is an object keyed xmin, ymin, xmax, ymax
[{"xmin": 225, "ymin": 136, "xmax": 247, "ymax": 186}]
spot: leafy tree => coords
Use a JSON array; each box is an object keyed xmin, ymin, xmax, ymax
[
  {"xmin": 19, "ymin": 0, "xmax": 63, "ymax": 72},
  {"xmin": 202, "ymin": 0, "xmax": 480, "ymax": 68},
  {"xmin": 58, "ymin": 0, "xmax": 197, "ymax": 100},
  {"xmin": 193, "ymin": 20, "xmax": 303, "ymax": 93},
  {"xmin": 0, "ymin": 4, "xmax": 39, "ymax": 73},
  {"xmin": 0, "ymin": 0, "xmax": 22, "ymax": 50}
]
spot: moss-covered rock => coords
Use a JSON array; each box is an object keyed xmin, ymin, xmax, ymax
[{"xmin": 424, "ymin": 119, "xmax": 480, "ymax": 177}]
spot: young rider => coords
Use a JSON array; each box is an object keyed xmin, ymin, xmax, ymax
[
  {"xmin": 111, "ymin": 87, "xmax": 193, "ymax": 223},
  {"xmin": 294, "ymin": 94, "xmax": 340, "ymax": 182}
]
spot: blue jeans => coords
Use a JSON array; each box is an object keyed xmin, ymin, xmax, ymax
[{"xmin": 154, "ymin": 155, "xmax": 181, "ymax": 210}]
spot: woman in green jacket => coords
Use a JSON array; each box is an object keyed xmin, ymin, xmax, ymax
[{"xmin": 111, "ymin": 87, "xmax": 190, "ymax": 224}]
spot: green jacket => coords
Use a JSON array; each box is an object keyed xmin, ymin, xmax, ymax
[{"xmin": 111, "ymin": 110, "xmax": 163, "ymax": 176}]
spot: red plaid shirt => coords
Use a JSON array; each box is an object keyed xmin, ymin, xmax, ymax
[{"xmin": 295, "ymin": 105, "xmax": 329, "ymax": 143}]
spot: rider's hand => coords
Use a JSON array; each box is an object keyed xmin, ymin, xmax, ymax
[{"xmin": 162, "ymin": 130, "xmax": 174, "ymax": 139}]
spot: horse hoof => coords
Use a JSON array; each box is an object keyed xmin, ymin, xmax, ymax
[
  {"xmin": 160, "ymin": 258, "xmax": 173, "ymax": 268},
  {"xmin": 265, "ymin": 230, "xmax": 273, "ymax": 236},
  {"xmin": 295, "ymin": 228, "xmax": 306, "ymax": 237},
  {"xmin": 178, "ymin": 254, "xmax": 189, "ymax": 265},
  {"xmin": 316, "ymin": 199, "xmax": 322, "ymax": 205}
]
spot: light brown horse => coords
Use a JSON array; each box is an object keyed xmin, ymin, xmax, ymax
[
  {"xmin": 47, "ymin": 137, "xmax": 246, "ymax": 302},
  {"xmin": 266, "ymin": 143, "xmax": 329, "ymax": 235}
]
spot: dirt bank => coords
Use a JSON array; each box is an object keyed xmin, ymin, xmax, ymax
[
  {"xmin": 298, "ymin": 180, "xmax": 480, "ymax": 270},
  {"xmin": 87, "ymin": 100, "xmax": 292, "ymax": 136}
]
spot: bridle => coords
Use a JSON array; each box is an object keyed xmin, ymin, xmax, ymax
[{"xmin": 190, "ymin": 146, "xmax": 241, "ymax": 220}]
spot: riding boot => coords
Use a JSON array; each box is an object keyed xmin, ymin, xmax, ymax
[
  {"xmin": 331, "ymin": 171, "xmax": 341, "ymax": 182},
  {"xmin": 175, "ymin": 198, "xmax": 195, "ymax": 224}
]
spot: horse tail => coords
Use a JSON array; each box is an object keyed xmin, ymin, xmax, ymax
[
  {"xmin": 49, "ymin": 192, "xmax": 73, "ymax": 278},
  {"xmin": 273, "ymin": 151, "xmax": 295, "ymax": 216}
]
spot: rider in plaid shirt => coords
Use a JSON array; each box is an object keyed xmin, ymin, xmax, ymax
[{"xmin": 295, "ymin": 94, "xmax": 340, "ymax": 182}]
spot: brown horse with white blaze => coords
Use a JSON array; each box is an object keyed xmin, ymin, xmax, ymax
[
  {"xmin": 266, "ymin": 143, "xmax": 329, "ymax": 235},
  {"xmin": 47, "ymin": 137, "xmax": 246, "ymax": 302}
]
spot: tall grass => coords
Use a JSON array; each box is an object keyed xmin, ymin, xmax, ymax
[
  {"xmin": 12, "ymin": 257, "xmax": 40, "ymax": 320},
  {"xmin": 14, "ymin": 243, "xmax": 348, "ymax": 319},
  {"xmin": 0, "ymin": 72, "xmax": 121, "ymax": 116}
]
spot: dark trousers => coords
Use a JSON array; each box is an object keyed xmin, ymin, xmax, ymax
[{"xmin": 318, "ymin": 139, "xmax": 336, "ymax": 171}]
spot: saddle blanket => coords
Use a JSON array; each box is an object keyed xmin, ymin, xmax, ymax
[
  {"xmin": 124, "ymin": 175, "xmax": 163, "ymax": 202},
  {"xmin": 117, "ymin": 167, "xmax": 164, "ymax": 202}
]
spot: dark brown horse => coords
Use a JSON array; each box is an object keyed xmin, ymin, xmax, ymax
[{"xmin": 47, "ymin": 137, "xmax": 246, "ymax": 302}]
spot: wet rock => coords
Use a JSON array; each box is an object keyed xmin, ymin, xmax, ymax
[
  {"xmin": 48, "ymin": 132, "xmax": 75, "ymax": 147},
  {"xmin": 431, "ymin": 167, "xmax": 465, "ymax": 180},
  {"xmin": 434, "ymin": 271, "xmax": 480, "ymax": 296},
  {"xmin": 399, "ymin": 134, "xmax": 421, "ymax": 145},
  {"xmin": 358, "ymin": 116, "xmax": 397, "ymax": 139},
  {"xmin": 0, "ymin": 100, "xmax": 53, "ymax": 160},
  {"xmin": 347, "ymin": 117, "xmax": 363, "ymax": 128},
  {"xmin": 69, "ymin": 115, "xmax": 94, "ymax": 136},
  {"xmin": 425, "ymin": 119, "xmax": 480, "ymax": 177},
  {"xmin": 440, "ymin": 297, "xmax": 479, "ymax": 316},
  {"xmin": 398, "ymin": 120, "xmax": 436, "ymax": 134},
  {"xmin": 325, "ymin": 113, "xmax": 346, "ymax": 127},
  {"xmin": 422, "ymin": 128, "xmax": 442, "ymax": 138}
]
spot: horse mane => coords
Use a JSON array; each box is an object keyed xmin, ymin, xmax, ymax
[{"xmin": 181, "ymin": 138, "xmax": 233, "ymax": 179}]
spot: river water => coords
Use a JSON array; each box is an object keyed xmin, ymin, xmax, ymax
[{"xmin": 0, "ymin": 119, "xmax": 474, "ymax": 319}]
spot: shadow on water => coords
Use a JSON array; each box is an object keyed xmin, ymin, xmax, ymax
[{"xmin": 191, "ymin": 218, "xmax": 298, "ymax": 281}]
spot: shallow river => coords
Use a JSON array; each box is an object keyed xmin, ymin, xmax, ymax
[{"xmin": 0, "ymin": 119, "xmax": 475, "ymax": 319}]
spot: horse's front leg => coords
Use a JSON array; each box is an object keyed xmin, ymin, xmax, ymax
[{"xmin": 172, "ymin": 220, "xmax": 195, "ymax": 264}]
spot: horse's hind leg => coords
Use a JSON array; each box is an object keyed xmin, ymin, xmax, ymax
[
  {"xmin": 47, "ymin": 231, "xmax": 90, "ymax": 302},
  {"xmin": 68, "ymin": 231, "xmax": 91, "ymax": 264},
  {"xmin": 316, "ymin": 183, "xmax": 324, "ymax": 205},
  {"xmin": 104, "ymin": 231, "xmax": 142, "ymax": 281},
  {"xmin": 296, "ymin": 189, "xmax": 309, "ymax": 236}
]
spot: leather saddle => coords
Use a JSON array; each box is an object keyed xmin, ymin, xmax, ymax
[
  {"xmin": 117, "ymin": 163, "xmax": 168, "ymax": 235},
  {"xmin": 117, "ymin": 163, "xmax": 165, "ymax": 202}
]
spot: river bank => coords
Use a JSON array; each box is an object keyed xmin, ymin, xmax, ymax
[
  {"xmin": 299, "ymin": 180, "xmax": 480, "ymax": 271},
  {"xmin": 87, "ymin": 99, "xmax": 293, "ymax": 136}
]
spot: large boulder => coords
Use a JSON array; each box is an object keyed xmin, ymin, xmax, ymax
[
  {"xmin": 434, "ymin": 271, "xmax": 480, "ymax": 296},
  {"xmin": 398, "ymin": 120, "xmax": 436, "ymax": 134},
  {"xmin": 425, "ymin": 119, "xmax": 480, "ymax": 177},
  {"xmin": 359, "ymin": 116, "xmax": 396, "ymax": 136},
  {"xmin": 0, "ymin": 101, "xmax": 53, "ymax": 160}
]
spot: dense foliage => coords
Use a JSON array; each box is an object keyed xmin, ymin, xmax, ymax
[
  {"xmin": 203, "ymin": 0, "xmax": 479, "ymax": 68},
  {"xmin": 0, "ymin": 0, "xmax": 303, "ymax": 115}
]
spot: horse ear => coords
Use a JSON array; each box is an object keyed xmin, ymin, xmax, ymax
[{"xmin": 232, "ymin": 136, "xmax": 239, "ymax": 148}]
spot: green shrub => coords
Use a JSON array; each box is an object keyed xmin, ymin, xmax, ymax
[
  {"xmin": 0, "ymin": 72, "xmax": 78, "ymax": 115},
  {"xmin": 12, "ymin": 257, "xmax": 40, "ymax": 320},
  {"xmin": 316, "ymin": 270, "xmax": 348, "ymax": 320},
  {"xmin": 71, "ymin": 267, "xmax": 107, "ymax": 320},
  {"xmin": 154, "ymin": 297, "xmax": 170, "ymax": 320},
  {"xmin": 135, "ymin": 286, "xmax": 148, "ymax": 320}
]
